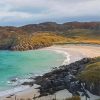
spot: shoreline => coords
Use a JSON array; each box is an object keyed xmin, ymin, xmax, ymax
[
  {"xmin": 0, "ymin": 47, "xmax": 68, "ymax": 98},
  {"xmin": 0, "ymin": 48, "xmax": 68, "ymax": 98},
  {"xmin": 0, "ymin": 44, "xmax": 100, "ymax": 100},
  {"xmin": 50, "ymin": 49, "xmax": 71, "ymax": 65}
]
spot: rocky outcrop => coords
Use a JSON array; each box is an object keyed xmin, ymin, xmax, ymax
[
  {"xmin": 35, "ymin": 58, "xmax": 92, "ymax": 98},
  {"xmin": 35, "ymin": 57, "xmax": 100, "ymax": 98},
  {"xmin": 21, "ymin": 81, "xmax": 34, "ymax": 86}
]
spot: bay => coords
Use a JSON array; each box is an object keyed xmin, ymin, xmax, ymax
[{"xmin": 0, "ymin": 50, "xmax": 65, "ymax": 91}]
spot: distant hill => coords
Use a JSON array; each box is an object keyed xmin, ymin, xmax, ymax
[
  {"xmin": 20, "ymin": 22, "xmax": 100, "ymax": 33},
  {"xmin": 0, "ymin": 22, "xmax": 100, "ymax": 50}
]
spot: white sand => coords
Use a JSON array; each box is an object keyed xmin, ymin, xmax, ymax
[
  {"xmin": 1, "ymin": 44, "xmax": 100, "ymax": 100},
  {"xmin": 45, "ymin": 44, "xmax": 100, "ymax": 64}
]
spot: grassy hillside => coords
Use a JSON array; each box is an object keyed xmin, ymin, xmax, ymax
[
  {"xmin": 0, "ymin": 32, "xmax": 67, "ymax": 50},
  {"xmin": 78, "ymin": 57, "xmax": 100, "ymax": 84},
  {"xmin": 55, "ymin": 29, "xmax": 100, "ymax": 44},
  {"xmin": 0, "ymin": 22, "xmax": 100, "ymax": 50},
  {"xmin": 78, "ymin": 57, "xmax": 100, "ymax": 95},
  {"xmin": 12, "ymin": 33, "xmax": 67, "ymax": 51}
]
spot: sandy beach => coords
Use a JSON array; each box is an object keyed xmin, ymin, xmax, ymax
[
  {"xmin": 46, "ymin": 44, "xmax": 100, "ymax": 64},
  {"xmin": 1, "ymin": 44, "xmax": 100, "ymax": 100}
]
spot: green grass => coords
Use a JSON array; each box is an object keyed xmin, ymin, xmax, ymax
[{"xmin": 78, "ymin": 57, "xmax": 100, "ymax": 84}]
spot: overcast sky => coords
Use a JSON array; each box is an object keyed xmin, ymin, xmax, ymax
[{"xmin": 0, "ymin": 0, "xmax": 100, "ymax": 26}]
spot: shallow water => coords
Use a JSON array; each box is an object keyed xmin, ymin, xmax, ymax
[{"xmin": 0, "ymin": 50, "xmax": 65, "ymax": 91}]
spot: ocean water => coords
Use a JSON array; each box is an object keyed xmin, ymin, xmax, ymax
[{"xmin": 0, "ymin": 50, "xmax": 65, "ymax": 91}]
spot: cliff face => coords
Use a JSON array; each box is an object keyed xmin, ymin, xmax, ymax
[{"xmin": 0, "ymin": 22, "xmax": 100, "ymax": 50}]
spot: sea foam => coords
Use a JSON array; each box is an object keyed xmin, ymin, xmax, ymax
[
  {"xmin": 0, "ymin": 85, "xmax": 30, "ymax": 97},
  {"xmin": 52, "ymin": 49, "xmax": 70, "ymax": 65}
]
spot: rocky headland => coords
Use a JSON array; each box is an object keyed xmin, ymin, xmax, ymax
[{"xmin": 34, "ymin": 57, "xmax": 100, "ymax": 99}]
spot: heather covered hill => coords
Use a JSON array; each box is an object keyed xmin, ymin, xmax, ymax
[{"xmin": 0, "ymin": 22, "xmax": 100, "ymax": 50}]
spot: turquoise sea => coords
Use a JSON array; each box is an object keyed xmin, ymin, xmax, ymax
[{"xmin": 0, "ymin": 50, "xmax": 65, "ymax": 91}]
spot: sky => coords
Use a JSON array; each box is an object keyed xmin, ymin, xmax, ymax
[{"xmin": 0, "ymin": 0, "xmax": 100, "ymax": 26}]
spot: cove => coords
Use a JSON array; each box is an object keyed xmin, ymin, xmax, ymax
[{"xmin": 0, "ymin": 49, "xmax": 65, "ymax": 91}]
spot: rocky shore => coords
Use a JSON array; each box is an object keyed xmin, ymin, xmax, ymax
[{"xmin": 34, "ymin": 58, "xmax": 100, "ymax": 99}]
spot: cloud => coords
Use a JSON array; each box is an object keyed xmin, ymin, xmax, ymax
[{"xmin": 0, "ymin": 0, "xmax": 100, "ymax": 26}]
